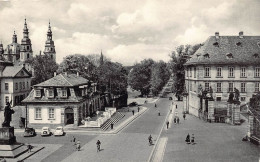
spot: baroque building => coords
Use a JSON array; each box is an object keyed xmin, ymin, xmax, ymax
[
  {"xmin": 0, "ymin": 19, "xmax": 56, "ymax": 72},
  {"xmin": 22, "ymin": 73, "xmax": 101, "ymax": 128},
  {"xmin": 183, "ymin": 32, "xmax": 260, "ymax": 118}
]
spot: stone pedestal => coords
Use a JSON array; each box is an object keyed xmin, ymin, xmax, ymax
[
  {"xmin": 208, "ymin": 101, "xmax": 215, "ymax": 122},
  {"xmin": 0, "ymin": 127, "xmax": 28, "ymax": 158},
  {"xmin": 0, "ymin": 127, "xmax": 16, "ymax": 145},
  {"xmin": 232, "ymin": 104, "xmax": 240, "ymax": 125}
]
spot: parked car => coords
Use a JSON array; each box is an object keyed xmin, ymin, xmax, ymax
[
  {"xmin": 128, "ymin": 102, "xmax": 138, "ymax": 107},
  {"xmin": 23, "ymin": 127, "xmax": 36, "ymax": 137},
  {"xmin": 54, "ymin": 126, "xmax": 65, "ymax": 136},
  {"xmin": 41, "ymin": 127, "xmax": 52, "ymax": 136}
]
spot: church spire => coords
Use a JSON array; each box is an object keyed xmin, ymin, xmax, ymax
[
  {"xmin": 100, "ymin": 50, "xmax": 104, "ymax": 65},
  {"xmin": 23, "ymin": 18, "xmax": 29, "ymax": 39},
  {"xmin": 12, "ymin": 30, "xmax": 17, "ymax": 43},
  {"xmin": 44, "ymin": 20, "xmax": 56, "ymax": 62}
]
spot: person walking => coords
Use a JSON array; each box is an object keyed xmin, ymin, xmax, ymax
[
  {"xmin": 76, "ymin": 140, "xmax": 81, "ymax": 151},
  {"xmin": 138, "ymin": 106, "xmax": 140, "ymax": 112},
  {"xmin": 174, "ymin": 117, "xmax": 176, "ymax": 124},
  {"xmin": 155, "ymin": 103, "xmax": 157, "ymax": 108},
  {"xmin": 166, "ymin": 121, "xmax": 169, "ymax": 129},
  {"xmin": 191, "ymin": 134, "xmax": 195, "ymax": 144},
  {"xmin": 72, "ymin": 136, "xmax": 76, "ymax": 144},
  {"xmin": 183, "ymin": 113, "xmax": 186, "ymax": 120},
  {"xmin": 96, "ymin": 140, "xmax": 101, "ymax": 152},
  {"xmin": 111, "ymin": 123, "xmax": 114, "ymax": 129},
  {"xmin": 132, "ymin": 110, "xmax": 135, "ymax": 115},
  {"xmin": 148, "ymin": 135, "xmax": 153, "ymax": 145},
  {"xmin": 177, "ymin": 117, "xmax": 180, "ymax": 124},
  {"xmin": 27, "ymin": 144, "xmax": 32, "ymax": 153},
  {"xmin": 186, "ymin": 133, "xmax": 190, "ymax": 144}
]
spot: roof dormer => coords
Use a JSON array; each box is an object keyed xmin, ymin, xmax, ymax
[
  {"xmin": 213, "ymin": 42, "xmax": 219, "ymax": 47},
  {"xmin": 236, "ymin": 42, "xmax": 242, "ymax": 46},
  {"xmin": 226, "ymin": 53, "xmax": 233, "ymax": 59},
  {"xmin": 203, "ymin": 53, "xmax": 210, "ymax": 59},
  {"xmin": 253, "ymin": 53, "xmax": 259, "ymax": 58}
]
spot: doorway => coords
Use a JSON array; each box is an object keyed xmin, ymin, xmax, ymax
[{"xmin": 65, "ymin": 108, "xmax": 74, "ymax": 125}]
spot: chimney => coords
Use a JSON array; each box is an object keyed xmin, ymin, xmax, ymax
[
  {"xmin": 77, "ymin": 72, "xmax": 79, "ymax": 77},
  {"xmin": 239, "ymin": 31, "xmax": 243, "ymax": 38},
  {"xmin": 54, "ymin": 72, "xmax": 56, "ymax": 77},
  {"xmin": 215, "ymin": 32, "xmax": 219, "ymax": 39}
]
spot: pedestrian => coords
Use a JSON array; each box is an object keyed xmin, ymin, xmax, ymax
[
  {"xmin": 148, "ymin": 135, "xmax": 153, "ymax": 145},
  {"xmin": 176, "ymin": 104, "xmax": 177, "ymax": 109},
  {"xmin": 132, "ymin": 110, "xmax": 135, "ymax": 115},
  {"xmin": 111, "ymin": 123, "xmax": 114, "ymax": 129},
  {"xmin": 138, "ymin": 106, "xmax": 140, "ymax": 112},
  {"xmin": 191, "ymin": 134, "xmax": 195, "ymax": 144},
  {"xmin": 96, "ymin": 140, "xmax": 101, "ymax": 152},
  {"xmin": 166, "ymin": 121, "xmax": 169, "ymax": 129},
  {"xmin": 177, "ymin": 117, "xmax": 180, "ymax": 124},
  {"xmin": 27, "ymin": 144, "xmax": 32, "ymax": 152},
  {"xmin": 183, "ymin": 113, "xmax": 186, "ymax": 120},
  {"xmin": 186, "ymin": 133, "xmax": 190, "ymax": 144},
  {"xmin": 71, "ymin": 136, "xmax": 76, "ymax": 143},
  {"xmin": 158, "ymin": 110, "xmax": 160, "ymax": 116},
  {"xmin": 76, "ymin": 140, "xmax": 81, "ymax": 151},
  {"xmin": 174, "ymin": 117, "xmax": 176, "ymax": 124}
]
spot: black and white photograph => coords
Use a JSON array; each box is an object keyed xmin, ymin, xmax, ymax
[{"xmin": 0, "ymin": 0, "xmax": 259, "ymax": 161}]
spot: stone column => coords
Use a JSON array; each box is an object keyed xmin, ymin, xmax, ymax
[
  {"xmin": 208, "ymin": 100, "xmax": 215, "ymax": 122},
  {"xmin": 227, "ymin": 103, "xmax": 232, "ymax": 117},
  {"xmin": 248, "ymin": 115, "xmax": 254, "ymax": 137},
  {"xmin": 60, "ymin": 108, "xmax": 65, "ymax": 125},
  {"xmin": 73, "ymin": 107, "xmax": 79, "ymax": 126},
  {"xmin": 183, "ymin": 97, "xmax": 187, "ymax": 113}
]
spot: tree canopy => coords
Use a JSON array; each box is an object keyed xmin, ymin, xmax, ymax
[
  {"xmin": 128, "ymin": 59, "xmax": 155, "ymax": 96},
  {"xmin": 25, "ymin": 55, "xmax": 59, "ymax": 85}
]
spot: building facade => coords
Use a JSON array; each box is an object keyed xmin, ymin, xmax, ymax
[
  {"xmin": 0, "ymin": 62, "xmax": 32, "ymax": 109},
  {"xmin": 184, "ymin": 32, "xmax": 260, "ymax": 117},
  {"xmin": 22, "ymin": 73, "xmax": 101, "ymax": 128}
]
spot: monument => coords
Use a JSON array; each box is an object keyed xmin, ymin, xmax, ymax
[
  {"xmin": 0, "ymin": 101, "xmax": 28, "ymax": 158},
  {"xmin": 227, "ymin": 88, "xmax": 241, "ymax": 125}
]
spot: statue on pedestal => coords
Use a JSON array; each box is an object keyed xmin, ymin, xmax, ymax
[
  {"xmin": 198, "ymin": 84, "xmax": 203, "ymax": 97},
  {"xmin": 2, "ymin": 101, "xmax": 15, "ymax": 128},
  {"xmin": 228, "ymin": 92, "xmax": 234, "ymax": 103},
  {"xmin": 209, "ymin": 86, "xmax": 213, "ymax": 98},
  {"xmin": 234, "ymin": 87, "xmax": 240, "ymax": 101}
]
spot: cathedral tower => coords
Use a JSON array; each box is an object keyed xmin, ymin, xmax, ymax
[
  {"xmin": 43, "ymin": 21, "xmax": 56, "ymax": 62},
  {"xmin": 20, "ymin": 18, "xmax": 33, "ymax": 62}
]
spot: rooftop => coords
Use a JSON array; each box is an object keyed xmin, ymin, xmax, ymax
[{"xmin": 185, "ymin": 32, "xmax": 260, "ymax": 66}]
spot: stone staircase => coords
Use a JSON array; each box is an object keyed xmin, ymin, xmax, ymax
[{"xmin": 100, "ymin": 112, "xmax": 125, "ymax": 131}]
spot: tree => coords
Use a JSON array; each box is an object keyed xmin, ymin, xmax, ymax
[
  {"xmin": 169, "ymin": 44, "xmax": 200, "ymax": 99},
  {"xmin": 57, "ymin": 54, "xmax": 97, "ymax": 81},
  {"xmin": 150, "ymin": 61, "xmax": 170, "ymax": 96},
  {"xmin": 128, "ymin": 59, "xmax": 155, "ymax": 96},
  {"xmin": 25, "ymin": 55, "xmax": 59, "ymax": 85}
]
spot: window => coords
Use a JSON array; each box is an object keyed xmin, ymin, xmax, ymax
[
  {"xmin": 255, "ymin": 67, "xmax": 260, "ymax": 78},
  {"xmin": 216, "ymin": 97, "xmax": 221, "ymax": 101},
  {"xmin": 255, "ymin": 82, "xmax": 259, "ymax": 92},
  {"xmin": 241, "ymin": 97, "xmax": 246, "ymax": 101},
  {"xmin": 35, "ymin": 90, "xmax": 41, "ymax": 97},
  {"xmin": 35, "ymin": 108, "xmax": 42, "ymax": 119},
  {"xmin": 19, "ymin": 82, "xmax": 22, "ymax": 90},
  {"xmin": 241, "ymin": 67, "xmax": 246, "ymax": 78},
  {"xmin": 217, "ymin": 83, "xmax": 222, "ymax": 92},
  {"xmin": 27, "ymin": 53, "xmax": 29, "ymax": 59},
  {"xmin": 204, "ymin": 67, "xmax": 210, "ymax": 77},
  {"xmin": 205, "ymin": 82, "xmax": 209, "ymax": 91},
  {"xmin": 194, "ymin": 67, "xmax": 196, "ymax": 78},
  {"xmin": 5, "ymin": 83, "xmax": 8, "ymax": 91},
  {"xmin": 62, "ymin": 89, "xmax": 67, "ymax": 97},
  {"xmin": 190, "ymin": 81, "xmax": 192, "ymax": 91},
  {"xmin": 241, "ymin": 83, "xmax": 246, "ymax": 93},
  {"xmin": 48, "ymin": 89, "xmax": 54, "ymax": 97},
  {"xmin": 15, "ymin": 83, "xmax": 18, "ymax": 90},
  {"xmin": 216, "ymin": 67, "xmax": 222, "ymax": 77},
  {"xmin": 23, "ymin": 82, "xmax": 25, "ymax": 89},
  {"xmin": 228, "ymin": 67, "xmax": 234, "ymax": 78},
  {"xmin": 228, "ymin": 82, "xmax": 234, "ymax": 92},
  {"xmin": 48, "ymin": 108, "xmax": 55, "ymax": 119},
  {"xmin": 5, "ymin": 96, "xmax": 9, "ymax": 105},
  {"xmin": 27, "ymin": 82, "xmax": 29, "ymax": 89},
  {"xmin": 190, "ymin": 68, "xmax": 192, "ymax": 77},
  {"xmin": 186, "ymin": 69, "xmax": 189, "ymax": 77}
]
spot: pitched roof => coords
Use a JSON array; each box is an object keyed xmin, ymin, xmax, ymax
[
  {"xmin": 2, "ymin": 66, "xmax": 30, "ymax": 77},
  {"xmin": 185, "ymin": 35, "xmax": 260, "ymax": 66},
  {"xmin": 34, "ymin": 73, "xmax": 89, "ymax": 87}
]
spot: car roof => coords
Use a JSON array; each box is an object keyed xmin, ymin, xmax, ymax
[
  {"xmin": 56, "ymin": 126, "xmax": 63, "ymax": 129},
  {"xmin": 42, "ymin": 127, "xmax": 49, "ymax": 129}
]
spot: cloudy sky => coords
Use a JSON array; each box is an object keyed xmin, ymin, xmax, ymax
[{"xmin": 0, "ymin": 0, "xmax": 259, "ymax": 65}]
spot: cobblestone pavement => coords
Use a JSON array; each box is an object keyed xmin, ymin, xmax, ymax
[
  {"xmin": 161, "ymin": 101, "xmax": 260, "ymax": 162},
  {"xmin": 62, "ymin": 97, "xmax": 172, "ymax": 162}
]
